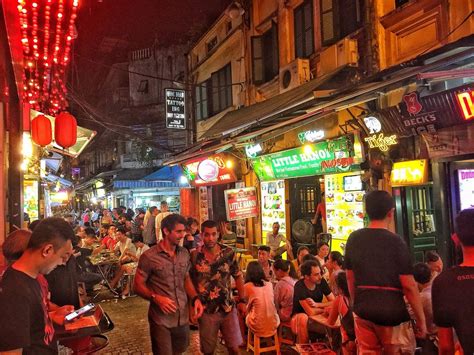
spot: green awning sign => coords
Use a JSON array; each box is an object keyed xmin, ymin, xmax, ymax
[{"xmin": 251, "ymin": 134, "xmax": 364, "ymax": 181}]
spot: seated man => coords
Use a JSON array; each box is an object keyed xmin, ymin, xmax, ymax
[
  {"xmin": 291, "ymin": 260, "xmax": 335, "ymax": 343},
  {"xmin": 266, "ymin": 222, "xmax": 293, "ymax": 259},
  {"xmin": 413, "ymin": 262, "xmax": 438, "ymax": 354},
  {"xmin": 257, "ymin": 245, "xmax": 275, "ymax": 282},
  {"xmin": 425, "ymin": 251, "xmax": 443, "ymax": 279}
]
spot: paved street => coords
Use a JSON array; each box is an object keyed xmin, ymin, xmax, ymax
[
  {"xmin": 96, "ymin": 293, "xmax": 296, "ymax": 354},
  {"xmin": 97, "ymin": 295, "xmax": 229, "ymax": 354}
]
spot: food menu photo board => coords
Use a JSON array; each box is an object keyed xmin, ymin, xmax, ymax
[
  {"xmin": 458, "ymin": 169, "xmax": 474, "ymax": 210},
  {"xmin": 260, "ymin": 180, "xmax": 286, "ymax": 244},
  {"xmin": 325, "ymin": 173, "xmax": 365, "ymax": 253}
]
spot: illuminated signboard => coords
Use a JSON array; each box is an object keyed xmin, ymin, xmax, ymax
[
  {"xmin": 298, "ymin": 130, "xmax": 325, "ymax": 144},
  {"xmin": 224, "ymin": 187, "xmax": 259, "ymax": 221},
  {"xmin": 251, "ymin": 134, "xmax": 363, "ymax": 181},
  {"xmin": 456, "ymin": 90, "xmax": 474, "ymax": 121},
  {"xmin": 391, "ymin": 159, "xmax": 428, "ymax": 187},
  {"xmin": 182, "ymin": 154, "xmax": 236, "ymax": 186},
  {"xmin": 362, "ymin": 115, "xmax": 398, "ymax": 152}
]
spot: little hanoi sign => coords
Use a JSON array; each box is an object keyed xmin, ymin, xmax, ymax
[
  {"xmin": 182, "ymin": 154, "xmax": 236, "ymax": 186},
  {"xmin": 251, "ymin": 134, "xmax": 363, "ymax": 181}
]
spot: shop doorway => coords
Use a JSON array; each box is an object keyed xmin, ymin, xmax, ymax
[
  {"xmin": 393, "ymin": 185, "xmax": 437, "ymax": 262},
  {"xmin": 289, "ymin": 176, "xmax": 322, "ymax": 252}
]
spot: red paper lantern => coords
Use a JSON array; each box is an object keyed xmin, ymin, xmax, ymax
[
  {"xmin": 31, "ymin": 114, "xmax": 52, "ymax": 146},
  {"xmin": 55, "ymin": 112, "xmax": 77, "ymax": 148}
]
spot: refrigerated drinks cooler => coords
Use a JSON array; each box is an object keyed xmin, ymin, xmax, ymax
[{"xmin": 325, "ymin": 172, "xmax": 365, "ymax": 253}]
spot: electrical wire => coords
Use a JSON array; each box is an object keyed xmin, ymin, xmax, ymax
[{"xmin": 73, "ymin": 52, "xmax": 246, "ymax": 89}]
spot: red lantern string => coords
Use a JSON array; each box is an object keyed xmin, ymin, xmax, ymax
[{"xmin": 16, "ymin": 0, "xmax": 80, "ymax": 115}]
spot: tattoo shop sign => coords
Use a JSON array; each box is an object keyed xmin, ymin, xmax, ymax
[{"xmin": 165, "ymin": 88, "xmax": 186, "ymax": 129}]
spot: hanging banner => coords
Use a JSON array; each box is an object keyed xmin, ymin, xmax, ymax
[
  {"xmin": 165, "ymin": 88, "xmax": 186, "ymax": 129},
  {"xmin": 224, "ymin": 187, "xmax": 258, "ymax": 221},
  {"xmin": 251, "ymin": 134, "xmax": 363, "ymax": 181},
  {"xmin": 422, "ymin": 123, "xmax": 474, "ymax": 159}
]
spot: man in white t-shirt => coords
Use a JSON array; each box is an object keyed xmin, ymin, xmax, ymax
[
  {"xmin": 266, "ymin": 222, "xmax": 292, "ymax": 259},
  {"xmin": 155, "ymin": 201, "xmax": 172, "ymax": 242}
]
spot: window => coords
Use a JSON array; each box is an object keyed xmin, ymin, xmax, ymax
[
  {"xmin": 211, "ymin": 63, "xmax": 232, "ymax": 114},
  {"xmin": 252, "ymin": 22, "xmax": 279, "ymax": 85},
  {"xmin": 137, "ymin": 80, "xmax": 149, "ymax": 93},
  {"xmin": 195, "ymin": 63, "xmax": 232, "ymax": 121},
  {"xmin": 294, "ymin": 0, "xmax": 314, "ymax": 58},
  {"xmin": 195, "ymin": 81, "xmax": 208, "ymax": 121},
  {"xmin": 207, "ymin": 37, "xmax": 218, "ymax": 53},
  {"xmin": 320, "ymin": 0, "xmax": 362, "ymax": 46}
]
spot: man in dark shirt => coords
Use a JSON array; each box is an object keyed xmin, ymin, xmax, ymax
[
  {"xmin": 345, "ymin": 190, "xmax": 426, "ymax": 354},
  {"xmin": 134, "ymin": 214, "xmax": 203, "ymax": 355},
  {"xmin": 291, "ymin": 260, "xmax": 334, "ymax": 343},
  {"xmin": 0, "ymin": 218, "xmax": 75, "ymax": 354},
  {"xmin": 432, "ymin": 209, "xmax": 474, "ymax": 355}
]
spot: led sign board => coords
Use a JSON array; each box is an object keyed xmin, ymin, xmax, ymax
[
  {"xmin": 251, "ymin": 134, "xmax": 363, "ymax": 181},
  {"xmin": 391, "ymin": 160, "xmax": 428, "ymax": 187},
  {"xmin": 364, "ymin": 133, "xmax": 398, "ymax": 152},
  {"xmin": 182, "ymin": 154, "xmax": 236, "ymax": 186},
  {"xmin": 165, "ymin": 88, "xmax": 186, "ymax": 129},
  {"xmin": 245, "ymin": 144, "xmax": 262, "ymax": 158}
]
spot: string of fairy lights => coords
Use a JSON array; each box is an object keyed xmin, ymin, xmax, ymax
[{"xmin": 17, "ymin": 0, "xmax": 79, "ymax": 115}]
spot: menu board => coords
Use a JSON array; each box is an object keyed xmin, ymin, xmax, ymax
[
  {"xmin": 199, "ymin": 186, "xmax": 210, "ymax": 225},
  {"xmin": 458, "ymin": 169, "xmax": 474, "ymax": 210},
  {"xmin": 23, "ymin": 180, "xmax": 39, "ymax": 222},
  {"xmin": 261, "ymin": 180, "xmax": 286, "ymax": 244},
  {"xmin": 325, "ymin": 173, "xmax": 365, "ymax": 253}
]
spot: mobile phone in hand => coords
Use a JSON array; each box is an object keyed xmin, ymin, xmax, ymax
[{"xmin": 64, "ymin": 303, "xmax": 95, "ymax": 322}]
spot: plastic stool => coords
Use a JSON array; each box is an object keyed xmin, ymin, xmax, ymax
[
  {"xmin": 247, "ymin": 328, "xmax": 280, "ymax": 354},
  {"xmin": 278, "ymin": 321, "xmax": 295, "ymax": 345}
]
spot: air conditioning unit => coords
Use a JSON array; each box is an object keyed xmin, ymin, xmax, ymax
[
  {"xmin": 279, "ymin": 58, "xmax": 310, "ymax": 93},
  {"xmin": 319, "ymin": 38, "xmax": 358, "ymax": 76}
]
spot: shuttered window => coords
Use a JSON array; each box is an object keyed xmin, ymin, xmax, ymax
[
  {"xmin": 320, "ymin": 0, "xmax": 362, "ymax": 46},
  {"xmin": 294, "ymin": 0, "xmax": 315, "ymax": 58},
  {"xmin": 252, "ymin": 22, "xmax": 279, "ymax": 85}
]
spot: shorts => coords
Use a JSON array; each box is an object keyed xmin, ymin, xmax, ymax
[
  {"xmin": 198, "ymin": 308, "xmax": 243, "ymax": 353},
  {"xmin": 354, "ymin": 314, "xmax": 416, "ymax": 354},
  {"xmin": 149, "ymin": 320, "xmax": 189, "ymax": 355}
]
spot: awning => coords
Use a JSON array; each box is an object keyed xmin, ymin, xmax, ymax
[
  {"xmin": 143, "ymin": 166, "xmax": 183, "ymax": 181},
  {"xmin": 113, "ymin": 180, "xmax": 181, "ymax": 189},
  {"xmin": 201, "ymin": 68, "xmax": 344, "ymax": 139}
]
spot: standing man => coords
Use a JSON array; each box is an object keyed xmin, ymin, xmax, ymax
[
  {"xmin": 155, "ymin": 201, "xmax": 172, "ymax": 243},
  {"xmin": 190, "ymin": 220, "xmax": 245, "ymax": 355},
  {"xmin": 345, "ymin": 190, "xmax": 426, "ymax": 354},
  {"xmin": 0, "ymin": 218, "xmax": 75, "ymax": 354},
  {"xmin": 143, "ymin": 206, "xmax": 159, "ymax": 247},
  {"xmin": 432, "ymin": 209, "xmax": 474, "ymax": 355},
  {"xmin": 266, "ymin": 222, "xmax": 293, "ymax": 259},
  {"xmin": 134, "ymin": 214, "xmax": 203, "ymax": 355}
]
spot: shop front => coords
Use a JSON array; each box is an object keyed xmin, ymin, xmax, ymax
[
  {"xmin": 251, "ymin": 133, "xmax": 365, "ymax": 253},
  {"xmin": 182, "ymin": 153, "xmax": 239, "ymax": 225}
]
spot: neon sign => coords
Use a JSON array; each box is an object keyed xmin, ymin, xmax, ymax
[
  {"xmin": 364, "ymin": 133, "xmax": 398, "ymax": 152},
  {"xmin": 182, "ymin": 154, "xmax": 236, "ymax": 186},
  {"xmin": 391, "ymin": 160, "xmax": 428, "ymax": 187},
  {"xmin": 298, "ymin": 130, "xmax": 325, "ymax": 144},
  {"xmin": 456, "ymin": 90, "xmax": 474, "ymax": 121},
  {"xmin": 245, "ymin": 144, "xmax": 263, "ymax": 158}
]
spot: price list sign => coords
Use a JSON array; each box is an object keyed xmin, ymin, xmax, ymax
[{"xmin": 165, "ymin": 88, "xmax": 186, "ymax": 129}]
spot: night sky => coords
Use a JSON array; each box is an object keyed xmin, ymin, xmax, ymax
[{"xmin": 72, "ymin": 0, "xmax": 231, "ymax": 97}]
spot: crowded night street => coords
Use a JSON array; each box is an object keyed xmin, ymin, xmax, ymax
[{"xmin": 1, "ymin": 0, "xmax": 474, "ymax": 354}]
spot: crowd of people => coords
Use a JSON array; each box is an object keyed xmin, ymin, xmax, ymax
[{"xmin": 0, "ymin": 191, "xmax": 473, "ymax": 354}]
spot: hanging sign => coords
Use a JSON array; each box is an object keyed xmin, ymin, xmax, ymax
[
  {"xmin": 391, "ymin": 159, "xmax": 428, "ymax": 187},
  {"xmin": 456, "ymin": 89, "xmax": 474, "ymax": 121},
  {"xmin": 224, "ymin": 187, "xmax": 258, "ymax": 221},
  {"xmin": 165, "ymin": 88, "xmax": 186, "ymax": 129},
  {"xmin": 364, "ymin": 133, "xmax": 398, "ymax": 152},
  {"xmin": 251, "ymin": 134, "xmax": 363, "ymax": 181},
  {"xmin": 245, "ymin": 143, "xmax": 263, "ymax": 158},
  {"xmin": 182, "ymin": 154, "xmax": 236, "ymax": 186}
]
